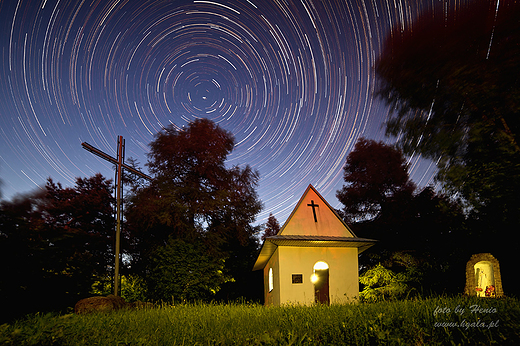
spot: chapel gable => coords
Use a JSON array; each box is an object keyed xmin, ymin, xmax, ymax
[{"xmin": 278, "ymin": 184, "xmax": 355, "ymax": 238}]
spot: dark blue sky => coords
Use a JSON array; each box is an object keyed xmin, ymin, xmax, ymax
[{"xmin": 0, "ymin": 0, "xmax": 461, "ymax": 225}]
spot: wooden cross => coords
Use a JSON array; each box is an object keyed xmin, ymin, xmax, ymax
[
  {"xmin": 307, "ymin": 200, "xmax": 319, "ymax": 222},
  {"xmin": 82, "ymin": 136, "xmax": 152, "ymax": 296}
]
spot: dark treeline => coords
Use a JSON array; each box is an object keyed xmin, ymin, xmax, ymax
[
  {"xmin": 0, "ymin": 119, "xmax": 517, "ymax": 322},
  {"xmin": 0, "ymin": 174, "xmax": 115, "ymax": 322},
  {"xmin": 336, "ymin": 138, "xmax": 474, "ymax": 301}
]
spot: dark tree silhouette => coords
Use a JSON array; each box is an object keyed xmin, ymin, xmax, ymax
[
  {"xmin": 42, "ymin": 174, "xmax": 115, "ymax": 288},
  {"xmin": 336, "ymin": 138, "xmax": 416, "ymax": 224},
  {"xmin": 0, "ymin": 174, "xmax": 114, "ymax": 322},
  {"xmin": 261, "ymin": 213, "xmax": 281, "ymax": 241},
  {"xmin": 337, "ymin": 138, "xmax": 467, "ymax": 295},
  {"xmin": 376, "ymin": 0, "xmax": 520, "ymax": 295}
]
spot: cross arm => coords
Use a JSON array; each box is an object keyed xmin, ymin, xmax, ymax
[{"xmin": 81, "ymin": 142, "xmax": 153, "ymax": 181}]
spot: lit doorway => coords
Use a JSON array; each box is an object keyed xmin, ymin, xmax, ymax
[{"xmin": 312, "ymin": 261, "xmax": 330, "ymax": 304}]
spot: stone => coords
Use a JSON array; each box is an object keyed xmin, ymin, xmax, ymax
[{"xmin": 74, "ymin": 295, "xmax": 128, "ymax": 314}]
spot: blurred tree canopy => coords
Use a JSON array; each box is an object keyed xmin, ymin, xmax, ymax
[
  {"xmin": 376, "ymin": 0, "xmax": 520, "ymax": 228},
  {"xmin": 376, "ymin": 0, "xmax": 520, "ymax": 295},
  {"xmin": 125, "ymin": 118, "xmax": 263, "ymax": 302},
  {"xmin": 0, "ymin": 173, "xmax": 114, "ymax": 322}
]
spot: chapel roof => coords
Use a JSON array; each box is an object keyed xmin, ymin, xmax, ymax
[
  {"xmin": 253, "ymin": 184, "xmax": 377, "ymax": 271},
  {"xmin": 252, "ymin": 235, "xmax": 376, "ymax": 271}
]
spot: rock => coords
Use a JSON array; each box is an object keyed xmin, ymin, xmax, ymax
[{"xmin": 74, "ymin": 295, "xmax": 128, "ymax": 314}]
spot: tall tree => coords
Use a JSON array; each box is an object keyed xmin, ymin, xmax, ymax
[
  {"xmin": 262, "ymin": 213, "xmax": 281, "ymax": 241},
  {"xmin": 126, "ymin": 118, "xmax": 263, "ymax": 301},
  {"xmin": 336, "ymin": 138, "xmax": 416, "ymax": 224},
  {"xmin": 42, "ymin": 174, "xmax": 115, "ymax": 290}
]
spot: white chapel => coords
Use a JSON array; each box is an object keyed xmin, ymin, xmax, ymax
[{"xmin": 253, "ymin": 184, "xmax": 376, "ymax": 305}]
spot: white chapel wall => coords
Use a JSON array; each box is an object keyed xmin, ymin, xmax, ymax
[
  {"xmin": 276, "ymin": 246, "xmax": 359, "ymax": 305},
  {"xmin": 264, "ymin": 249, "xmax": 281, "ymax": 305}
]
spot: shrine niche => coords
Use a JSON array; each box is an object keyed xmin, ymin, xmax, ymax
[{"xmin": 464, "ymin": 253, "xmax": 504, "ymax": 297}]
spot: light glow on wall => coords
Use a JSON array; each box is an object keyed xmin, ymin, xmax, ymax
[
  {"xmin": 311, "ymin": 261, "xmax": 329, "ymax": 283},
  {"xmin": 269, "ymin": 268, "xmax": 274, "ymax": 292},
  {"xmin": 314, "ymin": 261, "xmax": 329, "ymax": 270}
]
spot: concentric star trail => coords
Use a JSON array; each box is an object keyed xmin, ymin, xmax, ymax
[{"xmin": 1, "ymin": 0, "xmax": 471, "ymax": 224}]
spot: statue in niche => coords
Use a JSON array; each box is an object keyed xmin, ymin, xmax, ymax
[{"xmin": 464, "ymin": 253, "xmax": 504, "ymax": 297}]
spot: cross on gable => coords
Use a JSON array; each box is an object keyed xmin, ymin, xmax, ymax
[
  {"xmin": 307, "ymin": 200, "xmax": 319, "ymax": 222},
  {"xmin": 272, "ymin": 184, "xmax": 360, "ymax": 238}
]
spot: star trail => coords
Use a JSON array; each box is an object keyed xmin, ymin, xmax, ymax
[{"xmin": 0, "ymin": 0, "xmax": 453, "ymax": 225}]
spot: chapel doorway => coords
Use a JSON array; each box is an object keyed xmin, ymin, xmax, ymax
[{"xmin": 312, "ymin": 261, "xmax": 330, "ymax": 305}]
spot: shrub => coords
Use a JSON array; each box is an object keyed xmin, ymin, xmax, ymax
[
  {"xmin": 147, "ymin": 237, "xmax": 233, "ymax": 302},
  {"xmin": 359, "ymin": 264, "xmax": 409, "ymax": 302},
  {"xmin": 91, "ymin": 274, "xmax": 148, "ymax": 302}
]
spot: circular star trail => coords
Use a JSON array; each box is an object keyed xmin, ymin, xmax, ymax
[{"xmin": 0, "ymin": 0, "xmax": 458, "ymax": 224}]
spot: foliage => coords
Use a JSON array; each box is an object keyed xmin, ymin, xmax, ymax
[
  {"xmin": 261, "ymin": 213, "xmax": 281, "ymax": 241},
  {"xmin": 1, "ymin": 297, "xmax": 519, "ymax": 345},
  {"xmin": 0, "ymin": 174, "xmax": 114, "ymax": 322},
  {"xmin": 359, "ymin": 264, "xmax": 409, "ymax": 303},
  {"xmin": 42, "ymin": 174, "xmax": 115, "ymax": 284},
  {"xmin": 359, "ymin": 251, "xmax": 441, "ymax": 303},
  {"xmin": 125, "ymin": 119, "xmax": 263, "ymax": 301},
  {"xmin": 90, "ymin": 278, "xmax": 112, "ymax": 297},
  {"xmin": 147, "ymin": 237, "xmax": 232, "ymax": 303},
  {"xmin": 336, "ymin": 138, "xmax": 415, "ymax": 223},
  {"xmin": 91, "ymin": 274, "xmax": 148, "ymax": 303},
  {"xmin": 375, "ymin": 0, "xmax": 520, "ymax": 296}
]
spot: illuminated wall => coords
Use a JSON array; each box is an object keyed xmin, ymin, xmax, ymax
[
  {"xmin": 257, "ymin": 185, "xmax": 374, "ymax": 306},
  {"xmin": 264, "ymin": 249, "xmax": 280, "ymax": 305},
  {"xmin": 264, "ymin": 246, "xmax": 359, "ymax": 306}
]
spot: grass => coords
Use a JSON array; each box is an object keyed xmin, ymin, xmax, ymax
[{"xmin": 1, "ymin": 296, "xmax": 519, "ymax": 345}]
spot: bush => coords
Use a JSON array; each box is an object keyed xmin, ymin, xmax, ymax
[
  {"xmin": 359, "ymin": 264, "xmax": 409, "ymax": 302},
  {"xmin": 91, "ymin": 274, "xmax": 148, "ymax": 303},
  {"xmin": 147, "ymin": 237, "xmax": 233, "ymax": 302}
]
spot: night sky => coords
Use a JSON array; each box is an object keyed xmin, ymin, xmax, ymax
[{"xmin": 1, "ymin": 0, "xmax": 459, "ymax": 225}]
